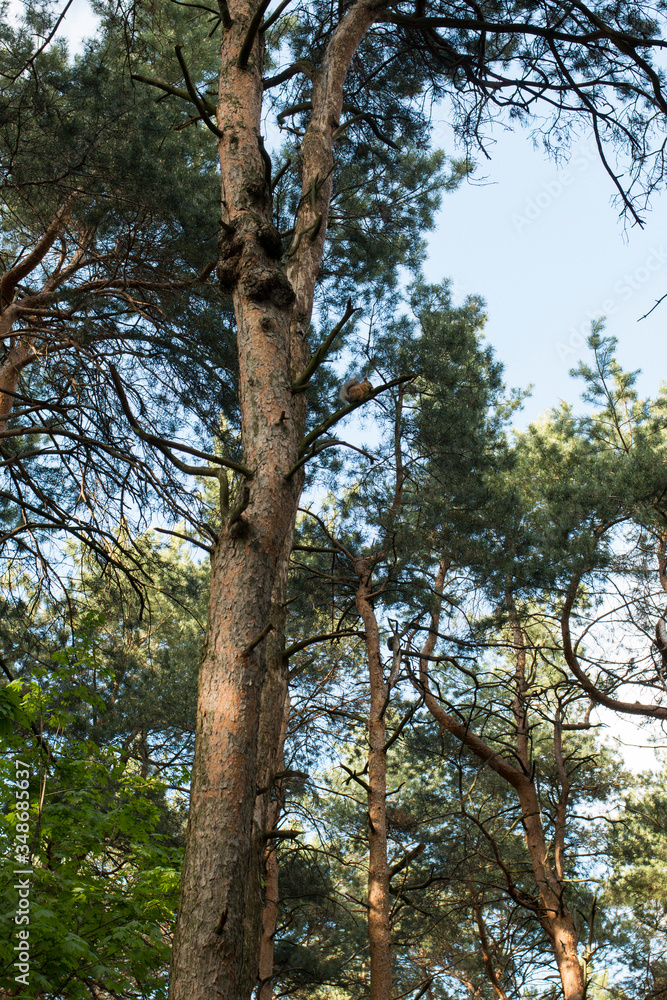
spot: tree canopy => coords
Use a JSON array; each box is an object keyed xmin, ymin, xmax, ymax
[{"xmin": 2, "ymin": 1, "xmax": 667, "ymax": 999}]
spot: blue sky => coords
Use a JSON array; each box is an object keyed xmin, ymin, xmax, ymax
[
  {"xmin": 421, "ymin": 123, "xmax": 667, "ymax": 765},
  {"xmin": 425, "ymin": 122, "xmax": 667, "ymax": 427}
]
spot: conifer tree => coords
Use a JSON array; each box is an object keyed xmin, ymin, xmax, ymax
[{"xmin": 7, "ymin": 3, "xmax": 667, "ymax": 997}]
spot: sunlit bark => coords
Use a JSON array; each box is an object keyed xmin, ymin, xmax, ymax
[{"xmin": 168, "ymin": 1, "xmax": 381, "ymax": 997}]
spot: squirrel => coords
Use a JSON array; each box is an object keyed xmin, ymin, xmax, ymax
[{"xmin": 339, "ymin": 376, "xmax": 373, "ymax": 404}]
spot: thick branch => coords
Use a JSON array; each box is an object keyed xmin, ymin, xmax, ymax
[
  {"xmin": 292, "ymin": 298, "xmax": 360, "ymax": 392},
  {"xmin": 0, "ymin": 192, "xmax": 79, "ymax": 306},
  {"xmin": 297, "ymin": 375, "xmax": 413, "ymax": 456},
  {"xmin": 561, "ymin": 575, "xmax": 667, "ymax": 719}
]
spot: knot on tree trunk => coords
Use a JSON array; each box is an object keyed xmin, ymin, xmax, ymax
[
  {"xmin": 256, "ymin": 222, "xmax": 283, "ymax": 259},
  {"xmin": 217, "ymin": 223, "xmax": 294, "ymax": 306},
  {"xmin": 353, "ymin": 556, "xmax": 373, "ymax": 578},
  {"xmin": 217, "ymin": 226, "xmax": 245, "ymax": 291},
  {"xmin": 240, "ymin": 263, "xmax": 295, "ymax": 306}
]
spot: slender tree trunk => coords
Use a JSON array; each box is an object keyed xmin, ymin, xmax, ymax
[
  {"xmin": 257, "ymin": 693, "xmax": 290, "ymax": 1000},
  {"xmin": 355, "ymin": 563, "xmax": 393, "ymax": 1000},
  {"xmin": 417, "ymin": 565, "xmax": 586, "ymax": 1000},
  {"xmin": 507, "ymin": 607, "xmax": 586, "ymax": 1000},
  {"xmin": 347, "ymin": 387, "xmax": 406, "ymax": 999},
  {"xmin": 257, "ymin": 842, "xmax": 280, "ymax": 1000},
  {"xmin": 470, "ymin": 891, "xmax": 508, "ymax": 1000},
  {"xmin": 514, "ymin": 781, "xmax": 585, "ymax": 1000}
]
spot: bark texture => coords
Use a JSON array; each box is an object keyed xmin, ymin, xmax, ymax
[
  {"xmin": 168, "ymin": 5, "xmax": 304, "ymax": 979},
  {"xmin": 168, "ymin": 1, "xmax": 382, "ymax": 997}
]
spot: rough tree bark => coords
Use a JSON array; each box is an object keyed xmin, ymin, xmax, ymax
[{"xmin": 167, "ymin": 1, "xmax": 381, "ymax": 997}]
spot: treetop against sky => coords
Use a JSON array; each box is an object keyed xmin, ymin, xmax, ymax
[
  {"xmin": 4, "ymin": 2, "xmax": 667, "ymax": 998},
  {"xmin": 52, "ymin": 0, "xmax": 667, "ymax": 430}
]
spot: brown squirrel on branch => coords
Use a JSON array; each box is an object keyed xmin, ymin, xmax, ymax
[{"xmin": 339, "ymin": 376, "xmax": 373, "ymax": 404}]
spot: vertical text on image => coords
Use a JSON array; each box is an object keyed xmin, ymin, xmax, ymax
[{"xmin": 13, "ymin": 759, "xmax": 32, "ymax": 987}]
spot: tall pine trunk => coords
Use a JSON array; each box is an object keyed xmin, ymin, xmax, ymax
[{"xmin": 168, "ymin": 2, "xmax": 379, "ymax": 997}]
